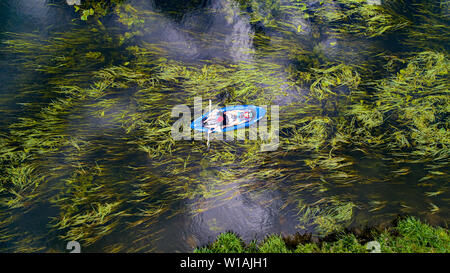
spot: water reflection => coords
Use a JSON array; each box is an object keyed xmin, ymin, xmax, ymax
[
  {"xmin": 140, "ymin": 0, "xmax": 255, "ymax": 62},
  {"xmin": 0, "ymin": 0, "xmax": 448, "ymax": 253}
]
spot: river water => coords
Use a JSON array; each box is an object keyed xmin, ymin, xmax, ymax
[{"xmin": 0, "ymin": 0, "xmax": 448, "ymax": 252}]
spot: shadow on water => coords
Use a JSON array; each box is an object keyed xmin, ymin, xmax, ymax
[{"xmin": 0, "ymin": 0, "xmax": 448, "ymax": 252}]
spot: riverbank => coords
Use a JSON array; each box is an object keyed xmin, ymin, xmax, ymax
[{"xmin": 195, "ymin": 217, "xmax": 449, "ymax": 253}]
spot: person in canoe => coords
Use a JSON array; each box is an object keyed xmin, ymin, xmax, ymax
[{"xmin": 203, "ymin": 109, "xmax": 253, "ymax": 132}]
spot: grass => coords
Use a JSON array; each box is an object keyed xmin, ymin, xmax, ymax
[{"xmin": 195, "ymin": 217, "xmax": 450, "ymax": 253}]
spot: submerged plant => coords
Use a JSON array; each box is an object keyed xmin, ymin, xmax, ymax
[{"xmin": 0, "ymin": 0, "xmax": 448, "ymax": 252}]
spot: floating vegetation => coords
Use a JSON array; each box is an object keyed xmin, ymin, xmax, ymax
[
  {"xmin": 0, "ymin": 0, "xmax": 448, "ymax": 252},
  {"xmin": 296, "ymin": 199, "xmax": 355, "ymax": 234},
  {"xmin": 67, "ymin": 0, "xmax": 126, "ymax": 20}
]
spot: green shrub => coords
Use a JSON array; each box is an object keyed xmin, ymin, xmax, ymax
[
  {"xmin": 258, "ymin": 235, "xmax": 291, "ymax": 253},
  {"xmin": 196, "ymin": 217, "xmax": 449, "ymax": 253},
  {"xmin": 195, "ymin": 232, "xmax": 245, "ymax": 253}
]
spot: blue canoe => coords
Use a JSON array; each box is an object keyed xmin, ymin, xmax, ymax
[{"xmin": 191, "ymin": 105, "xmax": 266, "ymax": 133}]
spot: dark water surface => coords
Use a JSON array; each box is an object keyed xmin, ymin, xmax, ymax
[{"xmin": 0, "ymin": 0, "xmax": 448, "ymax": 252}]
